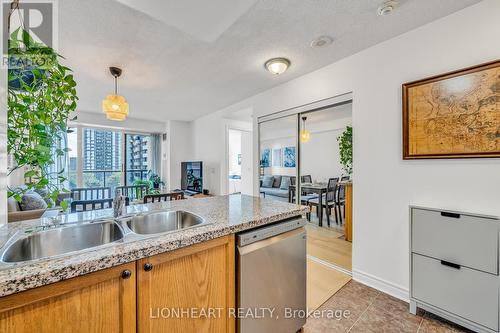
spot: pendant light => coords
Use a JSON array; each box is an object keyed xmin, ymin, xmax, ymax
[
  {"xmin": 300, "ymin": 116, "xmax": 310, "ymax": 143},
  {"xmin": 102, "ymin": 67, "xmax": 129, "ymax": 121}
]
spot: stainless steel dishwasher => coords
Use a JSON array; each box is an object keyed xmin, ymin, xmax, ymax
[{"xmin": 237, "ymin": 217, "xmax": 307, "ymax": 333}]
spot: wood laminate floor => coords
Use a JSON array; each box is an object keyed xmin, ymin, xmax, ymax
[
  {"xmin": 307, "ymin": 259, "xmax": 351, "ymax": 311},
  {"xmin": 304, "ymin": 281, "xmax": 472, "ymax": 333},
  {"xmin": 306, "ymin": 223, "xmax": 352, "ymax": 271}
]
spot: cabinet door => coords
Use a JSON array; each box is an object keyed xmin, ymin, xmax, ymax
[
  {"xmin": 0, "ymin": 262, "xmax": 136, "ymax": 333},
  {"xmin": 138, "ymin": 235, "xmax": 235, "ymax": 333}
]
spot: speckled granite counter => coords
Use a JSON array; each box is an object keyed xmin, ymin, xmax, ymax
[{"xmin": 0, "ymin": 195, "xmax": 307, "ymax": 297}]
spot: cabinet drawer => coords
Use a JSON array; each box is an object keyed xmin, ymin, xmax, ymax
[
  {"xmin": 412, "ymin": 254, "xmax": 498, "ymax": 331},
  {"xmin": 412, "ymin": 208, "xmax": 498, "ymax": 274}
]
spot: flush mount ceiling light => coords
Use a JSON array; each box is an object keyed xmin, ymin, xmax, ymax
[
  {"xmin": 300, "ymin": 116, "xmax": 310, "ymax": 143},
  {"xmin": 102, "ymin": 67, "xmax": 129, "ymax": 121},
  {"xmin": 378, "ymin": 0, "xmax": 398, "ymax": 16},
  {"xmin": 310, "ymin": 35, "xmax": 334, "ymax": 48},
  {"xmin": 265, "ymin": 58, "xmax": 290, "ymax": 75}
]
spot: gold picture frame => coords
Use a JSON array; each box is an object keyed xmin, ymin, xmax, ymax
[{"xmin": 402, "ymin": 60, "xmax": 499, "ymax": 159}]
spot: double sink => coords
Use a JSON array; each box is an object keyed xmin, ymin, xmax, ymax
[{"xmin": 0, "ymin": 210, "xmax": 207, "ymax": 263}]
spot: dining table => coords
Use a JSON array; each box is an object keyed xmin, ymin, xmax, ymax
[
  {"xmin": 288, "ymin": 182, "xmax": 328, "ymax": 226},
  {"xmin": 288, "ymin": 180, "xmax": 350, "ymax": 227}
]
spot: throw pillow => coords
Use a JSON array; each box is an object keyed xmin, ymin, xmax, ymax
[
  {"xmin": 262, "ymin": 175, "xmax": 274, "ymax": 188},
  {"xmin": 280, "ymin": 176, "xmax": 291, "ymax": 190},
  {"xmin": 272, "ymin": 175, "xmax": 282, "ymax": 188},
  {"xmin": 20, "ymin": 192, "xmax": 48, "ymax": 211}
]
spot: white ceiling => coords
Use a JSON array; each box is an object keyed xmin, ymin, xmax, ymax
[{"xmin": 59, "ymin": 0, "xmax": 481, "ymax": 121}]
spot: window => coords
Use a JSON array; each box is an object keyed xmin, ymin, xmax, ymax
[
  {"xmin": 125, "ymin": 133, "xmax": 151, "ymax": 185},
  {"xmin": 66, "ymin": 126, "xmax": 160, "ymax": 192},
  {"xmin": 67, "ymin": 127, "xmax": 78, "ymax": 189},
  {"xmin": 82, "ymin": 128, "xmax": 123, "ymax": 191}
]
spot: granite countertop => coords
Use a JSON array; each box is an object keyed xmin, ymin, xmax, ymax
[{"xmin": 0, "ymin": 195, "xmax": 307, "ymax": 297}]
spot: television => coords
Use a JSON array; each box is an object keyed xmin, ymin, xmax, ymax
[{"xmin": 181, "ymin": 161, "xmax": 203, "ymax": 193}]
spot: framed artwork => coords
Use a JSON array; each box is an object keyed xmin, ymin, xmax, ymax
[
  {"xmin": 272, "ymin": 148, "xmax": 282, "ymax": 167},
  {"xmin": 403, "ymin": 60, "xmax": 500, "ymax": 159},
  {"xmin": 260, "ymin": 149, "xmax": 270, "ymax": 167},
  {"xmin": 237, "ymin": 154, "xmax": 241, "ymax": 165},
  {"xmin": 283, "ymin": 146, "xmax": 296, "ymax": 167}
]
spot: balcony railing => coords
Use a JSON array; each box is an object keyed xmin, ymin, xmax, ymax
[{"xmin": 81, "ymin": 169, "xmax": 149, "ymax": 189}]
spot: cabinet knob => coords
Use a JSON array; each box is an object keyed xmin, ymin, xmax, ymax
[
  {"xmin": 121, "ymin": 270, "xmax": 132, "ymax": 279},
  {"xmin": 144, "ymin": 263, "xmax": 153, "ymax": 271}
]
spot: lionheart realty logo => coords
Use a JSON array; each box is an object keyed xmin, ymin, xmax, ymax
[{"xmin": 1, "ymin": 0, "xmax": 58, "ymax": 68}]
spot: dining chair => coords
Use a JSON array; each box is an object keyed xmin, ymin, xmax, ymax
[
  {"xmin": 336, "ymin": 182, "xmax": 347, "ymax": 223},
  {"xmin": 341, "ymin": 175, "xmax": 350, "ymax": 181},
  {"xmin": 143, "ymin": 192, "xmax": 185, "ymax": 203},
  {"xmin": 301, "ymin": 175, "xmax": 312, "ymax": 183},
  {"xmin": 306, "ymin": 177, "xmax": 339, "ymax": 226},
  {"xmin": 70, "ymin": 198, "xmax": 113, "ymax": 213}
]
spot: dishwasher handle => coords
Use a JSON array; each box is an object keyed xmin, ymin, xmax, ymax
[{"xmin": 237, "ymin": 227, "xmax": 306, "ymax": 256}]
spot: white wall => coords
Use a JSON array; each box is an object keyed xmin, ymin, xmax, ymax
[
  {"xmin": 190, "ymin": 112, "xmax": 252, "ymax": 195},
  {"xmin": 166, "ymin": 120, "xmax": 194, "ymax": 191},
  {"xmin": 195, "ymin": 0, "xmax": 500, "ymax": 300}
]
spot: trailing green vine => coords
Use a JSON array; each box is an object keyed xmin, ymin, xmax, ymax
[
  {"xmin": 7, "ymin": 28, "xmax": 78, "ymax": 209},
  {"xmin": 337, "ymin": 126, "xmax": 353, "ymax": 175}
]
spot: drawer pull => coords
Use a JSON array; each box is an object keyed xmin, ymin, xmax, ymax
[
  {"xmin": 441, "ymin": 260, "xmax": 461, "ymax": 269},
  {"xmin": 440, "ymin": 212, "xmax": 461, "ymax": 219}
]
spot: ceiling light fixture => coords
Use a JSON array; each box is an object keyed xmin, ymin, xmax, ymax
[
  {"xmin": 265, "ymin": 58, "xmax": 290, "ymax": 75},
  {"xmin": 378, "ymin": 0, "xmax": 398, "ymax": 16},
  {"xmin": 300, "ymin": 116, "xmax": 310, "ymax": 143},
  {"xmin": 102, "ymin": 67, "xmax": 129, "ymax": 121},
  {"xmin": 310, "ymin": 35, "xmax": 334, "ymax": 48}
]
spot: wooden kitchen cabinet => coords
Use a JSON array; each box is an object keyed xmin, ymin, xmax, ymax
[
  {"xmin": 0, "ymin": 262, "xmax": 136, "ymax": 333},
  {"xmin": 137, "ymin": 235, "xmax": 235, "ymax": 333}
]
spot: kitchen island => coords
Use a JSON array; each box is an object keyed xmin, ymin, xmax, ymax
[{"xmin": 0, "ymin": 195, "xmax": 307, "ymax": 333}]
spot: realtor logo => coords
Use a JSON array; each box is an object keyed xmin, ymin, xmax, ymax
[{"xmin": 2, "ymin": 0, "xmax": 58, "ymax": 54}]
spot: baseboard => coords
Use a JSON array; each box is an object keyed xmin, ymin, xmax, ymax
[
  {"xmin": 307, "ymin": 255, "xmax": 352, "ymax": 276},
  {"xmin": 352, "ymin": 269, "xmax": 409, "ymax": 302}
]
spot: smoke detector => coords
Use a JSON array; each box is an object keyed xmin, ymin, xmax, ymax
[
  {"xmin": 310, "ymin": 35, "xmax": 334, "ymax": 48},
  {"xmin": 378, "ymin": 1, "xmax": 398, "ymax": 16}
]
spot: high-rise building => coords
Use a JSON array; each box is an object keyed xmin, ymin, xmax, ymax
[
  {"xmin": 126, "ymin": 134, "xmax": 151, "ymax": 183},
  {"xmin": 83, "ymin": 129, "xmax": 122, "ymax": 170}
]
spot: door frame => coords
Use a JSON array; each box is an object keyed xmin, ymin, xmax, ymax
[{"xmin": 225, "ymin": 125, "xmax": 253, "ymax": 195}]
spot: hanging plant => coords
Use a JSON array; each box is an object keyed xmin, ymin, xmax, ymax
[
  {"xmin": 7, "ymin": 27, "xmax": 78, "ymax": 209},
  {"xmin": 337, "ymin": 126, "xmax": 353, "ymax": 175}
]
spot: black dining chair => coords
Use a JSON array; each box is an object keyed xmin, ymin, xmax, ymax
[
  {"xmin": 341, "ymin": 175, "xmax": 350, "ymax": 181},
  {"xmin": 70, "ymin": 198, "xmax": 113, "ymax": 213},
  {"xmin": 301, "ymin": 175, "xmax": 312, "ymax": 183},
  {"xmin": 336, "ymin": 182, "xmax": 347, "ymax": 223},
  {"xmin": 143, "ymin": 192, "xmax": 184, "ymax": 203},
  {"xmin": 306, "ymin": 177, "xmax": 339, "ymax": 226}
]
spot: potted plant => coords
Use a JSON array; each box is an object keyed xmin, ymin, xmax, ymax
[
  {"xmin": 148, "ymin": 171, "xmax": 164, "ymax": 189},
  {"xmin": 7, "ymin": 27, "xmax": 78, "ymax": 210},
  {"xmin": 337, "ymin": 126, "xmax": 353, "ymax": 176}
]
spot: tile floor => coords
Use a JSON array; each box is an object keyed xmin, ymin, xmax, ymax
[{"xmin": 303, "ymin": 281, "xmax": 472, "ymax": 332}]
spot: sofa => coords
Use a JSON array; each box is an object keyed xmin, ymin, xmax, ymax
[
  {"xmin": 259, "ymin": 175, "xmax": 292, "ymax": 200},
  {"xmin": 7, "ymin": 187, "xmax": 67, "ymax": 222}
]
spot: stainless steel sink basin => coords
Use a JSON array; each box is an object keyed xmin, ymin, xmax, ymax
[
  {"xmin": 1, "ymin": 221, "xmax": 124, "ymax": 263},
  {"xmin": 126, "ymin": 210, "xmax": 206, "ymax": 235}
]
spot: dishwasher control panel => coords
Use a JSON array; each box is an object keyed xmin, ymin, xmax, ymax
[{"xmin": 237, "ymin": 217, "xmax": 306, "ymax": 247}]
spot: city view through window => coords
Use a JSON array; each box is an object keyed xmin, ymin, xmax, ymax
[{"xmin": 67, "ymin": 127, "xmax": 152, "ymax": 191}]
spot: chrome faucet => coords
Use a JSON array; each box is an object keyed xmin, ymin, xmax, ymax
[{"xmin": 113, "ymin": 195, "xmax": 126, "ymax": 218}]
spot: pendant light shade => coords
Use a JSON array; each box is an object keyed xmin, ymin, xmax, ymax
[
  {"xmin": 102, "ymin": 67, "xmax": 129, "ymax": 121},
  {"xmin": 300, "ymin": 116, "xmax": 310, "ymax": 143}
]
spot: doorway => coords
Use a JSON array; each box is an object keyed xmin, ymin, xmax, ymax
[
  {"xmin": 257, "ymin": 94, "xmax": 353, "ymax": 311},
  {"xmin": 227, "ymin": 128, "xmax": 253, "ymax": 195}
]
